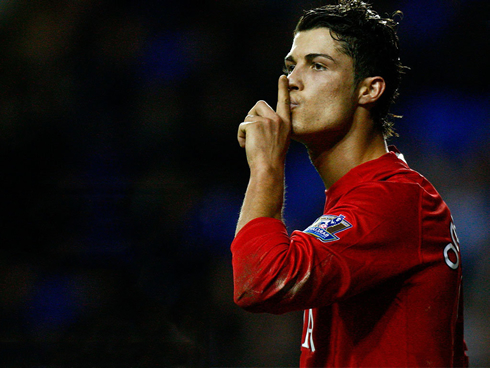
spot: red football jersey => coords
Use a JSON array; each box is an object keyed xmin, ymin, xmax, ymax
[{"xmin": 231, "ymin": 149, "xmax": 468, "ymax": 367}]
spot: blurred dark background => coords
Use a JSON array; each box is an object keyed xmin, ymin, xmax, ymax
[{"xmin": 0, "ymin": 0, "xmax": 488, "ymax": 366}]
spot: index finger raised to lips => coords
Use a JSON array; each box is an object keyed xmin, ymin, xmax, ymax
[{"xmin": 276, "ymin": 75, "xmax": 291, "ymax": 124}]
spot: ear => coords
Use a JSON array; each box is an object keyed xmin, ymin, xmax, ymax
[{"xmin": 358, "ymin": 76, "xmax": 386, "ymax": 106}]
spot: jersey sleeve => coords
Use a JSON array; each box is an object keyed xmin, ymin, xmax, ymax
[{"xmin": 231, "ymin": 181, "xmax": 424, "ymax": 314}]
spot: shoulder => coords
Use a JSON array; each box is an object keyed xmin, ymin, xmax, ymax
[{"xmin": 337, "ymin": 180, "xmax": 423, "ymax": 214}]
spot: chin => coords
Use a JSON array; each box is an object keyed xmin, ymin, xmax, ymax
[{"xmin": 290, "ymin": 119, "xmax": 310, "ymax": 138}]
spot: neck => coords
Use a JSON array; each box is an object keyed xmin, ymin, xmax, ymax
[{"xmin": 307, "ymin": 121, "xmax": 388, "ymax": 189}]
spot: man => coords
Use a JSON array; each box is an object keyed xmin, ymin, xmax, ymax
[{"xmin": 231, "ymin": 1, "xmax": 468, "ymax": 367}]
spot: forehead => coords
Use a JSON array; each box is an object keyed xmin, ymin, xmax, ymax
[{"xmin": 287, "ymin": 28, "xmax": 348, "ymax": 61}]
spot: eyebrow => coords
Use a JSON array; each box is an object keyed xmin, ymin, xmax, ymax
[{"xmin": 285, "ymin": 53, "xmax": 336, "ymax": 64}]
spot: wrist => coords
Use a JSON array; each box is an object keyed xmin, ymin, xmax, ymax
[
  {"xmin": 249, "ymin": 162, "xmax": 285, "ymax": 180},
  {"xmin": 235, "ymin": 165, "xmax": 286, "ymax": 235}
]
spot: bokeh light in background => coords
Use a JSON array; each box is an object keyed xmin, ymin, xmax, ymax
[{"xmin": 0, "ymin": 0, "xmax": 488, "ymax": 366}]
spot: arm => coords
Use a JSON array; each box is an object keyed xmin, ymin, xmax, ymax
[
  {"xmin": 235, "ymin": 75, "xmax": 291, "ymax": 234},
  {"xmin": 232, "ymin": 183, "xmax": 423, "ymax": 314}
]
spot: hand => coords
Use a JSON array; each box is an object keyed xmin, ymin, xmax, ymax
[{"xmin": 238, "ymin": 75, "xmax": 291, "ymax": 171}]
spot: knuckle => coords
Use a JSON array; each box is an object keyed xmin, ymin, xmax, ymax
[
  {"xmin": 238, "ymin": 122, "xmax": 248, "ymax": 132},
  {"xmin": 271, "ymin": 115, "xmax": 282, "ymax": 124},
  {"xmin": 248, "ymin": 100, "xmax": 265, "ymax": 113},
  {"xmin": 260, "ymin": 117, "xmax": 274, "ymax": 126}
]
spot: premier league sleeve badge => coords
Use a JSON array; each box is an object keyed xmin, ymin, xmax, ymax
[{"xmin": 303, "ymin": 214, "xmax": 352, "ymax": 242}]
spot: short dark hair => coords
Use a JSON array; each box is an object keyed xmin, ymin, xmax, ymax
[{"xmin": 295, "ymin": 0, "xmax": 407, "ymax": 138}]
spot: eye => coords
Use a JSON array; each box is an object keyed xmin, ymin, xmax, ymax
[
  {"xmin": 312, "ymin": 63, "xmax": 327, "ymax": 71},
  {"xmin": 283, "ymin": 64, "xmax": 295, "ymax": 75}
]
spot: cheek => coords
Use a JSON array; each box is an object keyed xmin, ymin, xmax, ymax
[
  {"xmin": 310, "ymin": 89, "xmax": 342, "ymax": 117},
  {"xmin": 298, "ymin": 76, "xmax": 355, "ymax": 124},
  {"xmin": 310, "ymin": 79, "xmax": 343, "ymax": 105},
  {"xmin": 311, "ymin": 90, "xmax": 356, "ymax": 126}
]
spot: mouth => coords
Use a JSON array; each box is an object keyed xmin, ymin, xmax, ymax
[{"xmin": 289, "ymin": 99, "xmax": 300, "ymax": 110}]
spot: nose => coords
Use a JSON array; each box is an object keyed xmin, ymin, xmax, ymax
[{"xmin": 287, "ymin": 67, "xmax": 302, "ymax": 91}]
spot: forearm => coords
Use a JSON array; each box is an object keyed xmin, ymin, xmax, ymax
[
  {"xmin": 235, "ymin": 75, "xmax": 291, "ymax": 234},
  {"xmin": 232, "ymin": 219, "xmax": 346, "ymax": 314},
  {"xmin": 235, "ymin": 166, "xmax": 285, "ymax": 235}
]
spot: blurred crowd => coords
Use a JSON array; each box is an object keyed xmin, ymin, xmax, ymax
[{"xmin": 0, "ymin": 0, "xmax": 488, "ymax": 366}]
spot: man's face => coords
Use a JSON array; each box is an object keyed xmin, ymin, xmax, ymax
[{"xmin": 284, "ymin": 28, "xmax": 358, "ymax": 147}]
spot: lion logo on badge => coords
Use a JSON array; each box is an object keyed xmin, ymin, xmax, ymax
[{"xmin": 303, "ymin": 214, "xmax": 352, "ymax": 242}]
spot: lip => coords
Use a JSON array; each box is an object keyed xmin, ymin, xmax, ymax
[{"xmin": 289, "ymin": 98, "xmax": 300, "ymax": 110}]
